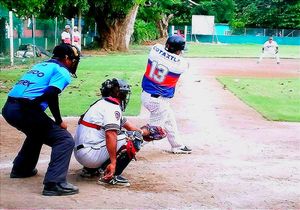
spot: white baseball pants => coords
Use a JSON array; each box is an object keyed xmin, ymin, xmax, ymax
[
  {"xmin": 258, "ymin": 51, "xmax": 280, "ymax": 63},
  {"xmin": 74, "ymin": 134, "xmax": 127, "ymax": 168},
  {"xmin": 141, "ymin": 91, "xmax": 184, "ymax": 148}
]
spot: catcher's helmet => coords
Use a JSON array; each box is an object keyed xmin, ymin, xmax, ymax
[
  {"xmin": 165, "ymin": 35, "xmax": 185, "ymax": 54},
  {"xmin": 52, "ymin": 43, "xmax": 80, "ymax": 77},
  {"xmin": 100, "ymin": 78, "xmax": 131, "ymax": 111}
]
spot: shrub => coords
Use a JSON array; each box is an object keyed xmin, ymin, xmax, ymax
[{"xmin": 133, "ymin": 20, "xmax": 158, "ymax": 44}]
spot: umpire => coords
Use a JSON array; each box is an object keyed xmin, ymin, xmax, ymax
[{"xmin": 2, "ymin": 43, "xmax": 80, "ymax": 196}]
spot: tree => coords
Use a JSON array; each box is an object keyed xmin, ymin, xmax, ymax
[
  {"xmin": 85, "ymin": 0, "xmax": 142, "ymax": 51},
  {"xmin": 0, "ymin": 0, "xmax": 142, "ymax": 51},
  {"xmin": 232, "ymin": 0, "xmax": 300, "ymax": 29},
  {"xmin": 190, "ymin": 0, "xmax": 235, "ymax": 23},
  {"xmin": 138, "ymin": 0, "xmax": 182, "ymax": 38},
  {"xmin": 0, "ymin": 0, "xmax": 47, "ymax": 17}
]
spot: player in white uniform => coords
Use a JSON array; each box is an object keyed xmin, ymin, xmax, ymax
[
  {"xmin": 72, "ymin": 26, "xmax": 81, "ymax": 52},
  {"xmin": 258, "ymin": 36, "xmax": 280, "ymax": 64},
  {"xmin": 61, "ymin": 25, "xmax": 71, "ymax": 44},
  {"xmin": 74, "ymin": 78, "xmax": 151, "ymax": 186},
  {"xmin": 141, "ymin": 35, "xmax": 192, "ymax": 154}
]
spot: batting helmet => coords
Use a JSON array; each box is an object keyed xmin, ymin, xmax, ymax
[
  {"xmin": 165, "ymin": 35, "xmax": 185, "ymax": 54},
  {"xmin": 100, "ymin": 78, "xmax": 131, "ymax": 111},
  {"xmin": 52, "ymin": 43, "xmax": 80, "ymax": 77}
]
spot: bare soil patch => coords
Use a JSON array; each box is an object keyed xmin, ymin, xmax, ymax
[{"xmin": 0, "ymin": 58, "xmax": 299, "ymax": 209}]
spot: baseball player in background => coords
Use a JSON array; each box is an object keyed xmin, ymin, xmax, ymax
[
  {"xmin": 257, "ymin": 36, "xmax": 280, "ymax": 64},
  {"xmin": 141, "ymin": 35, "xmax": 192, "ymax": 154},
  {"xmin": 2, "ymin": 43, "xmax": 80, "ymax": 196},
  {"xmin": 72, "ymin": 26, "xmax": 81, "ymax": 52},
  {"xmin": 74, "ymin": 78, "xmax": 166, "ymax": 186},
  {"xmin": 61, "ymin": 24, "xmax": 72, "ymax": 44}
]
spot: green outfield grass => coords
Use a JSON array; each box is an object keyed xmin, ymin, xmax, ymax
[
  {"xmin": 0, "ymin": 54, "xmax": 148, "ymax": 116},
  {"xmin": 186, "ymin": 43, "xmax": 300, "ymax": 58},
  {"xmin": 1, "ymin": 43, "xmax": 299, "ymax": 119},
  {"xmin": 217, "ymin": 77, "xmax": 300, "ymax": 122}
]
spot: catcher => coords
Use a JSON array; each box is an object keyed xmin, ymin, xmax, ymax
[{"xmin": 73, "ymin": 78, "xmax": 166, "ymax": 186}]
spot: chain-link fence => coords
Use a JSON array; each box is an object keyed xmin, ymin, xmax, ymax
[
  {"xmin": 0, "ymin": 8, "xmax": 96, "ymax": 67},
  {"xmin": 228, "ymin": 28, "xmax": 300, "ymax": 37},
  {"xmin": 172, "ymin": 25, "xmax": 300, "ymax": 45},
  {"xmin": 173, "ymin": 25, "xmax": 300, "ymax": 37}
]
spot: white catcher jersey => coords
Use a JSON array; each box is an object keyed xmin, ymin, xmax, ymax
[{"xmin": 74, "ymin": 98, "xmax": 125, "ymax": 148}]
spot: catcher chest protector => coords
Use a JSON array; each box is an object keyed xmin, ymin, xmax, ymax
[{"xmin": 100, "ymin": 131, "xmax": 143, "ymax": 175}]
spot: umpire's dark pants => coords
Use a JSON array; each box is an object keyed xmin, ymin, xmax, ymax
[{"xmin": 2, "ymin": 97, "xmax": 74, "ymax": 184}]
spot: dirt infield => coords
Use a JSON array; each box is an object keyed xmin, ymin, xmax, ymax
[{"xmin": 0, "ymin": 58, "xmax": 299, "ymax": 209}]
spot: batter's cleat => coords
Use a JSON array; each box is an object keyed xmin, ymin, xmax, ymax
[
  {"xmin": 97, "ymin": 175, "xmax": 130, "ymax": 187},
  {"xmin": 42, "ymin": 182, "xmax": 79, "ymax": 196},
  {"xmin": 171, "ymin": 146, "xmax": 192, "ymax": 154},
  {"xmin": 10, "ymin": 168, "xmax": 38, "ymax": 178},
  {"xmin": 80, "ymin": 167, "xmax": 103, "ymax": 178}
]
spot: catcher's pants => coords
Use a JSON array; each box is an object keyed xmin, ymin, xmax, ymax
[
  {"xmin": 2, "ymin": 98, "xmax": 74, "ymax": 184},
  {"xmin": 258, "ymin": 51, "xmax": 280, "ymax": 63},
  {"xmin": 74, "ymin": 134, "xmax": 127, "ymax": 169},
  {"xmin": 141, "ymin": 91, "xmax": 184, "ymax": 148}
]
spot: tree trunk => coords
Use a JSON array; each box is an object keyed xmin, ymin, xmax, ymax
[
  {"xmin": 156, "ymin": 14, "xmax": 174, "ymax": 38},
  {"xmin": 96, "ymin": 5, "xmax": 139, "ymax": 51}
]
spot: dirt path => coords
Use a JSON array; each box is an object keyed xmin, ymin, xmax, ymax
[{"xmin": 0, "ymin": 58, "xmax": 299, "ymax": 209}]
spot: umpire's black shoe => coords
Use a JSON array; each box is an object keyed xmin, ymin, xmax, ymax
[
  {"xmin": 42, "ymin": 182, "xmax": 79, "ymax": 196},
  {"xmin": 10, "ymin": 168, "xmax": 38, "ymax": 178}
]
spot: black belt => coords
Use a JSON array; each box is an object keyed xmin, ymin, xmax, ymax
[
  {"xmin": 76, "ymin": 144, "xmax": 84, "ymax": 150},
  {"xmin": 7, "ymin": 97, "xmax": 34, "ymax": 104},
  {"xmin": 142, "ymin": 90, "xmax": 160, "ymax": 98},
  {"xmin": 150, "ymin": 94, "xmax": 160, "ymax": 98}
]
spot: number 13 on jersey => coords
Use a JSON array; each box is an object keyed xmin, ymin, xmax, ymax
[{"xmin": 148, "ymin": 60, "xmax": 169, "ymax": 83}]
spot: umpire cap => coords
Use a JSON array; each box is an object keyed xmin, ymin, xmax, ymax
[
  {"xmin": 52, "ymin": 43, "xmax": 80, "ymax": 77},
  {"xmin": 52, "ymin": 43, "xmax": 79, "ymax": 60}
]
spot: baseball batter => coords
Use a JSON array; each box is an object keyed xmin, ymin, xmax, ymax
[
  {"xmin": 141, "ymin": 35, "xmax": 192, "ymax": 154},
  {"xmin": 258, "ymin": 36, "xmax": 280, "ymax": 64}
]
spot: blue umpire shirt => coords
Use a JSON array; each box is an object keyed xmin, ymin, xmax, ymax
[{"xmin": 8, "ymin": 59, "xmax": 71, "ymax": 110}]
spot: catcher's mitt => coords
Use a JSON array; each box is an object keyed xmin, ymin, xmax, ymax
[{"xmin": 141, "ymin": 124, "xmax": 167, "ymax": 142}]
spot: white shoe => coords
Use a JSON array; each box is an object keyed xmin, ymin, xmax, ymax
[{"xmin": 171, "ymin": 146, "xmax": 192, "ymax": 154}]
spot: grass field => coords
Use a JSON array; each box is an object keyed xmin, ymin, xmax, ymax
[
  {"xmin": 1, "ymin": 43, "xmax": 300, "ymax": 120},
  {"xmin": 0, "ymin": 54, "xmax": 148, "ymax": 116},
  {"xmin": 186, "ymin": 43, "xmax": 300, "ymax": 58},
  {"xmin": 217, "ymin": 77, "xmax": 300, "ymax": 122}
]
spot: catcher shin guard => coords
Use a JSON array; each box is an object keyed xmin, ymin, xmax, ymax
[{"xmin": 101, "ymin": 138, "xmax": 142, "ymax": 176}]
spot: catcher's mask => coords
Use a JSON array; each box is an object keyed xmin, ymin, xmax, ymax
[
  {"xmin": 52, "ymin": 43, "xmax": 80, "ymax": 78},
  {"xmin": 165, "ymin": 35, "xmax": 185, "ymax": 54},
  {"xmin": 100, "ymin": 78, "xmax": 131, "ymax": 111}
]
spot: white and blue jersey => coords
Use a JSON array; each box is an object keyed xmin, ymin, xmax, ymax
[
  {"xmin": 142, "ymin": 44, "xmax": 188, "ymax": 98},
  {"xmin": 8, "ymin": 59, "xmax": 71, "ymax": 110}
]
